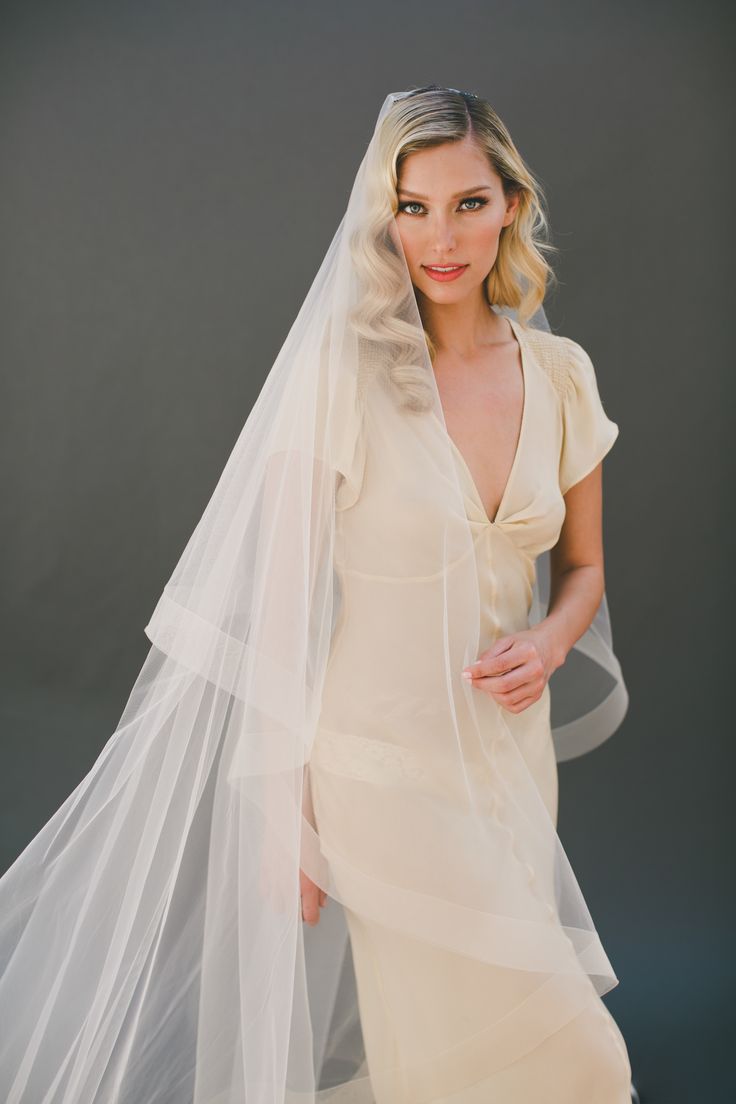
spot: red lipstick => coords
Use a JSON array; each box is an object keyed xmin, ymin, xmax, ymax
[{"xmin": 423, "ymin": 264, "xmax": 469, "ymax": 283}]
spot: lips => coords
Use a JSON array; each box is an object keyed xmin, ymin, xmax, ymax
[{"xmin": 423, "ymin": 264, "xmax": 469, "ymax": 283}]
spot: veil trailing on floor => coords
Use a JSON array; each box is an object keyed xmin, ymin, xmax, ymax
[{"xmin": 0, "ymin": 88, "xmax": 628, "ymax": 1102}]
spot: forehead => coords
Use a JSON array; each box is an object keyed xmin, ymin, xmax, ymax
[{"xmin": 397, "ymin": 137, "xmax": 499, "ymax": 194}]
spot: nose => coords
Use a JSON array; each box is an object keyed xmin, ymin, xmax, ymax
[{"xmin": 430, "ymin": 213, "xmax": 458, "ymax": 255}]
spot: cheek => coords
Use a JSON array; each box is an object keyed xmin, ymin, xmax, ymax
[
  {"xmin": 393, "ymin": 223, "xmax": 420, "ymax": 267},
  {"xmin": 468, "ymin": 216, "xmax": 505, "ymax": 256}
]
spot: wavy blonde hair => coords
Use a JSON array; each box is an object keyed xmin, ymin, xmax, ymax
[{"xmin": 349, "ymin": 85, "xmax": 558, "ymax": 412}]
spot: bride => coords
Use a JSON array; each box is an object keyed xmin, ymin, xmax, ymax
[{"xmin": 0, "ymin": 85, "xmax": 635, "ymax": 1103}]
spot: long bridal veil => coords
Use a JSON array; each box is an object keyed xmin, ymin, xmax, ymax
[{"xmin": 0, "ymin": 88, "xmax": 628, "ymax": 1103}]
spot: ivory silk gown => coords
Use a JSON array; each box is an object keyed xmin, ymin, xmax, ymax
[{"xmin": 306, "ymin": 316, "xmax": 632, "ymax": 1103}]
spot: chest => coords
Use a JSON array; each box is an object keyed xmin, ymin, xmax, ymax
[
  {"xmin": 432, "ymin": 343, "xmax": 526, "ymax": 527},
  {"xmin": 335, "ymin": 350, "xmax": 567, "ymax": 578}
]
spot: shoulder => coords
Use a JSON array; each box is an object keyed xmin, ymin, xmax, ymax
[{"xmin": 517, "ymin": 324, "xmax": 593, "ymax": 402}]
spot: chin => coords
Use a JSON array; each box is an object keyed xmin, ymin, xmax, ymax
[{"xmin": 414, "ymin": 276, "xmax": 478, "ymax": 305}]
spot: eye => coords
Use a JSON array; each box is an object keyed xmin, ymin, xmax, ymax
[
  {"xmin": 396, "ymin": 196, "xmax": 489, "ymax": 216},
  {"xmin": 397, "ymin": 201, "xmax": 425, "ymax": 216},
  {"xmin": 459, "ymin": 196, "xmax": 489, "ymax": 211}
]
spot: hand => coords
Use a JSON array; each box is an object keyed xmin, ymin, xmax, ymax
[
  {"xmin": 300, "ymin": 867, "xmax": 328, "ymax": 926},
  {"xmin": 461, "ymin": 626, "xmax": 560, "ymax": 714}
]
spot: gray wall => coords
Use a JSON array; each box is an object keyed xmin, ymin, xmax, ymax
[{"xmin": 1, "ymin": 2, "xmax": 733, "ymax": 1101}]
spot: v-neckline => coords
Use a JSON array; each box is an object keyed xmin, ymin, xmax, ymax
[{"xmin": 431, "ymin": 314, "xmax": 528, "ymax": 528}]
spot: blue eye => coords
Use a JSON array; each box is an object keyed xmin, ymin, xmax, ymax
[
  {"xmin": 397, "ymin": 196, "xmax": 489, "ymax": 216},
  {"xmin": 398, "ymin": 201, "xmax": 424, "ymax": 216},
  {"xmin": 459, "ymin": 197, "xmax": 489, "ymax": 211}
]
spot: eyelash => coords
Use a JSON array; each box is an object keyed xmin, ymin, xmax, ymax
[{"xmin": 397, "ymin": 196, "xmax": 489, "ymax": 216}]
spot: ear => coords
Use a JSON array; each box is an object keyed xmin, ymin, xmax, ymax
[{"xmin": 503, "ymin": 189, "xmax": 521, "ymax": 227}]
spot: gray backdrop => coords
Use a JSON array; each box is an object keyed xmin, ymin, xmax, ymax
[{"xmin": 1, "ymin": 2, "xmax": 733, "ymax": 1101}]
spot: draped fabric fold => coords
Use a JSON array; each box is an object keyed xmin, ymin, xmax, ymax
[{"xmin": 0, "ymin": 89, "xmax": 630, "ymax": 1103}]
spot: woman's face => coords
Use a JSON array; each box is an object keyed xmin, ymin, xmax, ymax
[{"xmin": 393, "ymin": 135, "xmax": 519, "ymax": 304}]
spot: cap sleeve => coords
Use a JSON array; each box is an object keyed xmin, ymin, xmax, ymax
[
  {"xmin": 557, "ymin": 336, "xmax": 619, "ymax": 495},
  {"xmin": 334, "ymin": 383, "xmax": 367, "ymax": 511},
  {"xmin": 265, "ymin": 357, "xmax": 367, "ymax": 511}
]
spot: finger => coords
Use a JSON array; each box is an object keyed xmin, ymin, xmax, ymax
[
  {"xmin": 497, "ymin": 693, "xmax": 539, "ymax": 714},
  {"xmin": 472, "ymin": 664, "xmax": 535, "ymax": 695},
  {"xmin": 301, "ymin": 883, "xmax": 319, "ymax": 911},
  {"xmin": 490, "ymin": 653, "xmax": 545, "ymax": 690},
  {"xmin": 487, "ymin": 635, "xmax": 532, "ymax": 670},
  {"xmin": 464, "ymin": 645, "xmax": 526, "ymax": 680},
  {"xmin": 497, "ymin": 673, "xmax": 545, "ymax": 697},
  {"xmin": 301, "ymin": 893, "xmax": 320, "ymax": 925},
  {"xmin": 487, "ymin": 683, "xmax": 545, "ymax": 714},
  {"xmin": 491, "ymin": 642, "xmax": 539, "ymax": 674},
  {"xmin": 487, "ymin": 634, "xmax": 517, "ymax": 658}
]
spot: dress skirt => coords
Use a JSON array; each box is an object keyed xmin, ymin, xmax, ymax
[{"xmin": 307, "ymin": 721, "xmax": 632, "ymax": 1104}]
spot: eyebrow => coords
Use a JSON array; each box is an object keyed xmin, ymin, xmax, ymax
[{"xmin": 397, "ymin": 185, "xmax": 493, "ymax": 200}]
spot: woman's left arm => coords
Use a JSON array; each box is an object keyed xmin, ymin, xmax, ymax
[{"xmin": 534, "ymin": 460, "xmax": 608, "ymax": 670}]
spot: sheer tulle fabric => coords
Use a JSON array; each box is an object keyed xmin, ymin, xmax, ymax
[{"xmin": 0, "ymin": 91, "xmax": 629, "ymax": 1102}]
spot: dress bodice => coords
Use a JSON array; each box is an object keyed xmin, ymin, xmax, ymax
[
  {"xmin": 317, "ymin": 320, "xmax": 620, "ymax": 763},
  {"xmin": 333, "ymin": 317, "xmax": 617, "ymax": 625}
]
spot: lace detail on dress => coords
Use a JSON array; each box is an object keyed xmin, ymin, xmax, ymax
[
  {"xmin": 310, "ymin": 725, "xmax": 560, "ymax": 921},
  {"xmin": 519, "ymin": 326, "xmax": 570, "ymax": 400},
  {"xmin": 310, "ymin": 726, "xmax": 427, "ymax": 786}
]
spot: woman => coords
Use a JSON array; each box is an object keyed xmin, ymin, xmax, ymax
[
  {"xmin": 0, "ymin": 87, "xmax": 632, "ymax": 1103},
  {"xmin": 296, "ymin": 86, "xmax": 633, "ymax": 1102}
]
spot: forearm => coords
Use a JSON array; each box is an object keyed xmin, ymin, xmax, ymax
[{"xmin": 534, "ymin": 563, "xmax": 606, "ymax": 670}]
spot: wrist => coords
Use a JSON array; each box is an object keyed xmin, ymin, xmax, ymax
[{"xmin": 532, "ymin": 618, "xmax": 570, "ymax": 673}]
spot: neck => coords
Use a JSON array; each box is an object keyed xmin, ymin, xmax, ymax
[{"xmin": 416, "ymin": 287, "xmax": 508, "ymax": 359}]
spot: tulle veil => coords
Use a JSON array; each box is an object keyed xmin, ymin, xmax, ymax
[{"xmin": 0, "ymin": 87, "xmax": 628, "ymax": 1103}]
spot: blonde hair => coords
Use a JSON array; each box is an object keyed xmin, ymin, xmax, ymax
[{"xmin": 349, "ymin": 85, "xmax": 558, "ymax": 412}]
